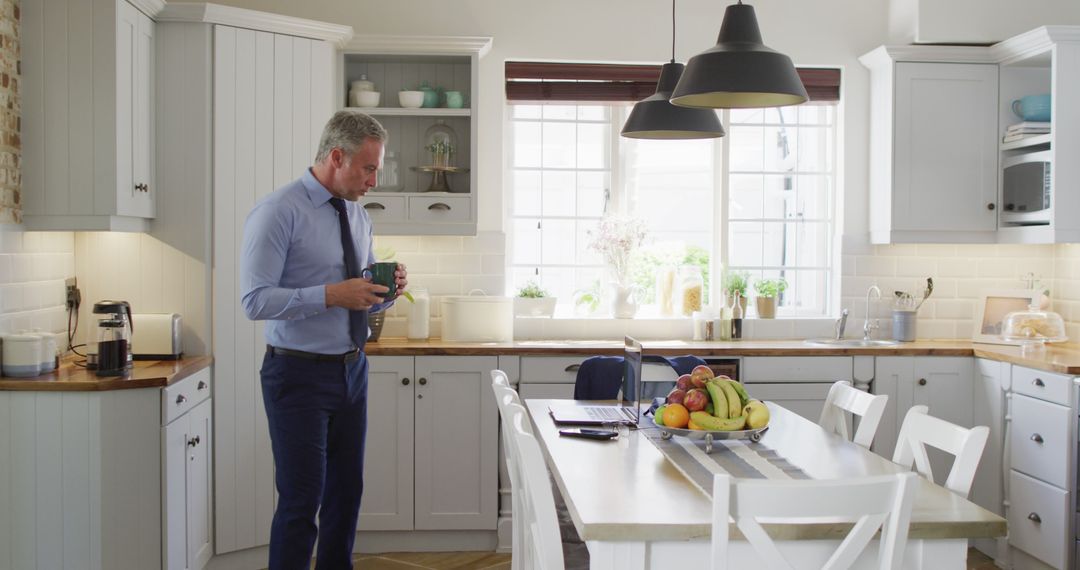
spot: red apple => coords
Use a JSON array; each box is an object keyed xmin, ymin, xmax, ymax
[
  {"xmin": 666, "ymin": 388, "xmax": 687, "ymax": 406},
  {"xmin": 690, "ymin": 365, "xmax": 714, "ymax": 389},
  {"xmin": 684, "ymin": 388, "xmax": 710, "ymax": 412},
  {"xmin": 675, "ymin": 374, "xmax": 693, "ymax": 391}
]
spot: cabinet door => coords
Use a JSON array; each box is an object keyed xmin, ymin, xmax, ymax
[
  {"xmin": 892, "ymin": 63, "xmax": 998, "ymax": 234},
  {"xmin": 357, "ymin": 356, "xmax": 414, "ymax": 531},
  {"xmin": 116, "ymin": 1, "xmax": 154, "ymax": 218},
  {"xmin": 163, "ymin": 408, "xmax": 190, "ymax": 570},
  {"xmin": 414, "ymin": 356, "xmax": 499, "ymax": 530},
  {"xmin": 744, "ymin": 382, "xmax": 833, "ymax": 424},
  {"xmin": 971, "ymin": 359, "xmax": 1008, "ymax": 561},
  {"xmin": 186, "ymin": 399, "xmax": 213, "ymax": 570},
  {"xmin": 904, "ymin": 357, "xmax": 976, "ymax": 487}
]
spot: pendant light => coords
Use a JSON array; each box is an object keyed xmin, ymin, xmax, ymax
[
  {"xmin": 670, "ymin": 1, "xmax": 808, "ymax": 109},
  {"xmin": 620, "ymin": 0, "xmax": 725, "ymax": 139}
]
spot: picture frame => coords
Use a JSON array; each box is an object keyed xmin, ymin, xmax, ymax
[{"xmin": 972, "ymin": 289, "xmax": 1040, "ymax": 345}]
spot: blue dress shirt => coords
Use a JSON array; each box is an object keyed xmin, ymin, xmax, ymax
[{"xmin": 240, "ymin": 169, "xmax": 392, "ymax": 354}]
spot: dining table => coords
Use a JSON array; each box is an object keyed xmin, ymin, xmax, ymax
[{"xmin": 524, "ymin": 398, "xmax": 1007, "ymax": 570}]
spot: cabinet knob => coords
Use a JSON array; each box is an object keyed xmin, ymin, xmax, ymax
[
  {"xmin": 987, "ymin": 203, "xmax": 996, "ymax": 211},
  {"xmin": 564, "ymin": 364, "xmax": 581, "ymax": 372},
  {"xmin": 917, "ymin": 378, "xmax": 927, "ymax": 386},
  {"xmin": 428, "ymin": 202, "xmax": 452, "ymax": 211},
  {"xmin": 176, "ymin": 394, "xmax": 187, "ymax": 406},
  {"xmin": 402, "ymin": 377, "xmax": 410, "ymax": 386},
  {"xmin": 419, "ymin": 377, "xmax": 428, "ymax": 385},
  {"xmin": 1033, "ymin": 378, "xmax": 1045, "ymax": 387},
  {"xmin": 187, "ymin": 435, "xmax": 200, "ymax": 447},
  {"xmin": 1030, "ymin": 433, "xmax": 1044, "ymax": 444},
  {"xmin": 363, "ymin": 202, "xmax": 386, "ymax": 211},
  {"xmin": 197, "ymin": 381, "xmax": 207, "ymax": 391},
  {"xmin": 1028, "ymin": 512, "xmax": 1042, "ymax": 524},
  {"xmin": 417, "ymin": 394, "xmax": 423, "ymax": 399}
]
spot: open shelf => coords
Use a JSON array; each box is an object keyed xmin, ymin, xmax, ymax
[
  {"xmin": 345, "ymin": 106, "xmax": 471, "ymax": 117},
  {"xmin": 1000, "ymin": 133, "xmax": 1051, "ymax": 151}
]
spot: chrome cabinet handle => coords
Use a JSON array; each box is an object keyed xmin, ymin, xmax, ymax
[
  {"xmin": 564, "ymin": 364, "xmax": 581, "ymax": 372},
  {"xmin": 187, "ymin": 435, "xmax": 200, "ymax": 447},
  {"xmin": 1028, "ymin": 512, "xmax": 1042, "ymax": 524},
  {"xmin": 428, "ymin": 202, "xmax": 451, "ymax": 211},
  {"xmin": 419, "ymin": 377, "xmax": 427, "ymax": 385},
  {"xmin": 135, "ymin": 183, "xmax": 149, "ymax": 193},
  {"xmin": 363, "ymin": 203, "xmax": 386, "ymax": 210},
  {"xmin": 1030, "ymin": 433, "xmax": 1044, "ymax": 444},
  {"xmin": 917, "ymin": 378, "xmax": 927, "ymax": 386},
  {"xmin": 197, "ymin": 381, "xmax": 207, "ymax": 391},
  {"xmin": 176, "ymin": 394, "xmax": 187, "ymax": 406},
  {"xmin": 402, "ymin": 377, "xmax": 410, "ymax": 386},
  {"xmin": 1033, "ymin": 378, "xmax": 1045, "ymax": 387}
]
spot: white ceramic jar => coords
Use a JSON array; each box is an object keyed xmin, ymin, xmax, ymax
[
  {"xmin": 2, "ymin": 332, "xmax": 42, "ymax": 377},
  {"xmin": 407, "ymin": 287, "xmax": 430, "ymax": 340},
  {"xmin": 349, "ymin": 74, "xmax": 376, "ymax": 107},
  {"xmin": 30, "ymin": 330, "xmax": 58, "ymax": 373}
]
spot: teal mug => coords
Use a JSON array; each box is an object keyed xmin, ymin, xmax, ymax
[
  {"xmin": 1011, "ymin": 94, "xmax": 1051, "ymax": 122},
  {"xmin": 444, "ymin": 90, "xmax": 464, "ymax": 109},
  {"xmin": 363, "ymin": 262, "xmax": 398, "ymax": 298}
]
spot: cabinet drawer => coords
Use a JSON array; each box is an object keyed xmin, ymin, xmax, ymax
[
  {"xmin": 408, "ymin": 196, "xmax": 470, "ymax": 223},
  {"xmin": 359, "ymin": 196, "xmax": 406, "ymax": 223},
  {"xmin": 518, "ymin": 383, "xmax": 574, "ymax": 400},
  {"xmin": 1012, "ymin": 365, "xmax": 1074, "ymax": 406},
  {"xmin": 741, "ymin": 357, "xmax": 852, "ymax": 383},
  {"xmin": 519, "ymin": 356, "xmax": 679, "ymax": 386},
  {"xmin": 162, "ymin": 368, "xmax": 212, "ymax": 425},
  {"xmin": 1008, "ymin": 469, "xmax": 1068, "ymax": 570},
  {"xmin": 1010, "ymin": 394, "xmax": 1072, "ymax": 488}
]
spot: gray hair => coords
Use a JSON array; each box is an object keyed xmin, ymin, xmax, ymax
[{"xmin": 314, "ymin": 110, "xmax": 388, "ymax": 163}]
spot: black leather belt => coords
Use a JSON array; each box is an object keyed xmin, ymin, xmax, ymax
[{"xmin": 267, "ymin": 345, "xmax": 361, "ymax": 363}]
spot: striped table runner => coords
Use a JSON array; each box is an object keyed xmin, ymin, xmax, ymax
[{"xmin": 642, "ymin": 428, "xmax": 809, "ymax": 499}]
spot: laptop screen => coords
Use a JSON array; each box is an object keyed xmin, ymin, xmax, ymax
[{"xmin": 621, "ymin": 336, "xmax": 643, "ymax": 422}]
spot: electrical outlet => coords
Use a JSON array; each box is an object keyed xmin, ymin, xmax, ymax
[{"xmin": 65, "ymin": 277, "xmax": 81, "ymax": 310}]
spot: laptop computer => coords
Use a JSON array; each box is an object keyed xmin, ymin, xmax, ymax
[{"xmin": 548, "ymin": 336, "xmax": 643, "ymax": 426}]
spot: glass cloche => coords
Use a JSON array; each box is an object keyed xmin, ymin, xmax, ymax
[{"xmin": 1001, "ymin": 304, "xmax": 1068, "ymax": 345}]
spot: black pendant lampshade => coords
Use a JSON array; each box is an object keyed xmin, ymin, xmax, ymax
[
  {"xmin": 670, "ymin": 2, "xmax": 808, "ymax": 109},
  {"xmin": 621, "ymin": 61, "xmax": 725, "ymax": 139},
  {"xmin": 620, "ymin": 0, "xmax": 725, "ymax": 140}
]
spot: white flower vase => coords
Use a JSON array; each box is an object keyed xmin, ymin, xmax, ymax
[{"xmin": 610, "ymin": 283, "xmax": 639, "ymax": 319}]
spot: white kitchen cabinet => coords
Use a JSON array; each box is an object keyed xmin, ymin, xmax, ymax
[
  {"xmin": 359, "ymin": 356, "xmax": 500, "ymax": 532},
  {"xmin": 22, "ymin": 0, "xmax": 157, "ymax": 231},
  {"xmin": 341, "ymin": 37, "xmax": 491, "ymax": 236},
  {"xmin": 860, "ymin": 48, "xmax": 999, "ymax": 244},
  {"xmin": 872, "ymin": 356, "xmax": 975, "ymax": 475},
  {"xmin": 740, "ymin": 356, "xmax": 853, "ymax": 425},
  {"xmin": 163, "ymin": 373, "xmax": 213, "ymax": 570},
  {"xmin": 971, "ymin": 358, "xmax": 1009, "ymax": 563}
]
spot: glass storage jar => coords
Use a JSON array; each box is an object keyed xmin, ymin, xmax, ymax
[
  {"xmin": 655, "ymin": 266, "xmax": 676, "ymax": 317},
  {"xmin": 678, "ymin": 265, "xmax": 704, "ymax": 317}
]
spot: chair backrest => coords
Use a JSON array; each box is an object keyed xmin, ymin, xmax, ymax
[
  {"xmin": 710, "ymin": 472, "xmax": 917, "ymax": 570},
  {"xmin": 504, "ymin": 404, "xmax": 565, "ymax": 570},
  {"xmin": 491, "ymin": 369, "xmax": 526, "ymax": 570},
  {"xmin": 817, "ymin": 380, "xmax": 889, "ymax": 449},
  {"xmin": 891, "ymin": 405, "xmax": 990, "ymax": 497}
]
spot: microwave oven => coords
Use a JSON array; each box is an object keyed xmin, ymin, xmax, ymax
[{"xmin": 1001, "ymin": 149, "xmax": 1051, "ymax": 224}]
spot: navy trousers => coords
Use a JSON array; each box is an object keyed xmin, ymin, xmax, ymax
[{"xmin": 260, "ymin": 349, "xmax": 369, "ymax": 570}]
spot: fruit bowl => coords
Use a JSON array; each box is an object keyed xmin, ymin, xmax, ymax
[{"xmin": 644, "ymin": 414, "xmax": 768, "ymax": 452}]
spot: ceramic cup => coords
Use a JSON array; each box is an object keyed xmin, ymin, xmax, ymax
[
  {"xmin": 363, "ymin": 262, "xmax": 398, "ymax": 298},
  {"xmin": 355, "ymin": 90, "xmax": 380, "ymax": 108},
  {"xmin": 444, "ymin": 90, "xmax": 464, "ymax": 109},
  {"xmin": 399, "ymin": 91, "xmax": 424, "ymax": 108},
  {"xmin": 1011, "ymin": 94, "xmax": 1051, "ymax": 122}
]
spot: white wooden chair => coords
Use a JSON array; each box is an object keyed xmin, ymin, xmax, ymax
[
  {"xmin": 710, "ymin": 472, "xmax": 917, "ymax": 570},
  {"xmin": 491, "ymin": 370, "xmax": 565, "ymax": 570},
  {"xmin": 891, "ymin": 405, "xmax": 990, "ymax": 498},
  {"xmin": 818, "ymin": 380, "xmax": 889, "ymax": 449}
]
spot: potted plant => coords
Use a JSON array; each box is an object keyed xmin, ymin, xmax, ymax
[
  {"xmin": 586, "ymin": 215, "xmax": 648, "ymax": 318},
  {"xmin": 722, "ymin": 269, "xmax": 750, "ymax": 313},
  {"xmin": 753, "ymin": 278, "xmax": 788, "ymax": 319},
  {"xmin": 514, "ymin": 281, "xmax": 557, "ymax": 318}
]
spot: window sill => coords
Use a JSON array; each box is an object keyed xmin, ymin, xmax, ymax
[{"xmin": 512, "ymin": 316, "xmax": 837, "ymax": 341}]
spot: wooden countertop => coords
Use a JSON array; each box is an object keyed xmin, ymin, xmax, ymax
[
  {"xmin": 366, "ymin": 338, "xmax": 1080, "ymax": 375},
  {"xmin": 0, "ymin": 356, "xmax": 213, "ymax": 392},
  {"xmin": 526, "ymin": 398, "xmax": 1006, "ymax": 542}
]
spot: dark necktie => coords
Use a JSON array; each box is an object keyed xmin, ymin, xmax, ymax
[{"xmin": 329, "ymin": 197, "xmax": 368, "ymax": 351}]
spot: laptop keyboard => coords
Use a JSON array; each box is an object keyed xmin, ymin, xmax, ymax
[{"xmin": 585, "ymin": 406, "xmax": 634, "ymax": 421}]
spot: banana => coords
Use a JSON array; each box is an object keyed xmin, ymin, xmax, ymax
[
  {"xmin": 690, "ymin": 411, "xmax": 747, "ymax": 431},
  {"xmin": 722, "ymin": 378, "xmax": 751, "ymax": 408},
  {"xmin": 716, "ymin": 380, "xmax": 742, "ymax": 419},
  {"xmin": 704, "ymin": 381, "xmax": 730, "ymax": 420}
]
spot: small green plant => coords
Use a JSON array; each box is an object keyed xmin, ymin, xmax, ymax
[
  {"xmin": 722, "ymin": 269, "xmax": 750, "ymax": 298},
  {"xmin": 753, "ymin": 278, "xmax": 788, "ymax": 299},
  {"xmin": 516, "ymin": 281, "xmax": 550, "ymax": 299}
]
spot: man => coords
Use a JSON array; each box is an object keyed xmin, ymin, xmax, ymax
[{"xmin": 240, "ymin": 110, "xmax": 407, "ymax": 570}]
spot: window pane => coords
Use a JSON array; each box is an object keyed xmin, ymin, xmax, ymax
[
  {"xmin": 512, "ymin": 218, "xmax": 541, "ymax": 265},
  {"xmin": 799, "ymin": 105, "xmax": 833, "ymax": 125},
  {"xmin": 542, "ymin": 122, "xmax": 576, "ymax": 168},
  {"xmin": 790, "ymin": 222, "xmax": 831, "ymax": 268},
  {"xmin": 794, "ymin": 175, "xmax": 831, "ymax": 220},
  {"xmin": 729, "ymin": 126, "xmax": 763, "ymax": 171},
  {"xmin": 730, "ymin": 174, "xmax": 764, "ymax": 220},
  {"xmin": 762, "ymin": 125, "xmax": 797, "ymax": 172},
  {"xmin": 762, "ymin": 175, "xmax": 792, "ymax": 219},
  {"xmin": 729, "ymin": 221, "xmax": 762, "ymax": 267},
  {"xmin": 540, "ymin": 219, "xmax": 577, "ymax": 265},
  {"xmin": 513, "ymin": 122, "xmax": 541, "ymax": 168},
  {"xmin": 543, "ymin": 105, "xmax": 577, "ymax": 120},
  {"xmin": 576, "ymin": 220, "xmax": 601, "ymax": 265},
  {"xmin": 541, "ymin": 171, "xmax": 575, "ymax": 216},
  {"xmin": 578, "ymin": 105, "xmax": 609, "ymax": 121},
  {"xmin": 577, "ymin": 123, "xmax": 608, "ymax": 169},
  {"xmin": 797, "ymin": 126, "xmax": 833, "ymax": 172},
  {"xmin": 513, "ymin": 171, "xmax": 541, "ymax": 216},
  {"xmin": 577, "ymin": 171, "xmax": 607, "ymax": 217},
  {"xmin": 730, "ymin": 108, "xmax": 764, "ymax": 123},
  {"xmin": 512, "ymin": 105, "xmax": 542, "ymax": 119}
]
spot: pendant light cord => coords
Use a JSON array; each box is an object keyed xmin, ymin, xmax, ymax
[{"xmin": 671, "ymin": 0, "xmax": 676, "ymax": 63}]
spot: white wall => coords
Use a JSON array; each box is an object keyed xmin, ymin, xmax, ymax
[{"xmin": 905, "ymin": 0, "xmax": 1080, "ymax": 44}]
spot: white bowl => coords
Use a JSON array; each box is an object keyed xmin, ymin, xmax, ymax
[
  {"xmin": 399, "ymin": 90, "xmax": 424, "ymax": 109},
  {"xmin": 355, "ymin": 90, "xmax": 380, "ymax": 108}
]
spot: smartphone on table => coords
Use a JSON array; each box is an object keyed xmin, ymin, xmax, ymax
[{"xmin": 558, "ymin": 428, "xmax": 618, "ymax": 440}]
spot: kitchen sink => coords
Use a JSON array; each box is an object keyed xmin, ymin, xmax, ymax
[{"xmin": 803, "ymin": 338, "xmax": 900, "ymax": 347}]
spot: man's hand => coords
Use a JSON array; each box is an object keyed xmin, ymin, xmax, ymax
[
  {"xmin": 326, "ymin": 278, "xmax": 389, "ymax": 310},
  {"xmin": 391, "ymin": 263, "xmax": 409, "ymax": 301}
]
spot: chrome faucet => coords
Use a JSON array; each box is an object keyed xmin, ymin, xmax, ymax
[
  {"xmin": 864, "ymin": 285, "xmax": 881, "ymax": 340},
  {"xmin": 834, "ymin": 308, "xmax": 849, "ymax": 340}
]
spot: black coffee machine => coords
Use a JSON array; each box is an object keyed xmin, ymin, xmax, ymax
[{"xmin": 92, "ymin": 300, "xmax": 133, "ymax": 376}]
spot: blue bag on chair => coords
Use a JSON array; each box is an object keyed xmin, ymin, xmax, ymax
[{"xmin": 573, "ymin": 354, "xmax": 707, "ymax": 400}]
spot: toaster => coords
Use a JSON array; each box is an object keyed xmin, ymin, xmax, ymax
[{"xmin": 131, "ymin": 313, "xmax": 183, "ymax": 360}]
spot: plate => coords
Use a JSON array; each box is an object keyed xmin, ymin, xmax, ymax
[{"xmin": 645, "ymin": 414, "xmax": 768, "ymax": 452}]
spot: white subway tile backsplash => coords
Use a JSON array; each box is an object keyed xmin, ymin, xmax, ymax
[
  {"xmin": 0, "ymin": 254, "xmax": 10, "ymax": 283},
  {"xmin": 481, "ymin": 254, "xmax": 505, "ymax": 275},
  {"xmin": 396, "ymin": 253, "xmax": 440, "ymax": 274},
  {"xmin": 462, "ymin": 275, "xmax": 504, "ymax": 296},
  {"xmin": 999, "ymin": 244, "xmax": 1053, "ymax": 258},
  {"xmin": 896, "ymin": 257, "xmax": 937, "ymax": 278},
  {"xmin": 418, "ymin": 236, "xmax": 463, "ymax": 253},
  {"xmin": 916, "ymin": 244, "xmax": 956, "ymax": 257},
  {"xmin": 11, "ymin": 254, "xmax": 31, "ymax": 282},
  {"xmin": 438, "ymin": 253, "xmax": 481, "ymax": 275},
  {"xmin": 462, "ymin": 232, "xmax": 506, "ymax": 254},
  {"xmin": 418, "ymin": 275, "xmax": 463, "ymax": 296},
  {"xmin": 934, "ymin": 299, "xmax": 976, "ymax": 320},
  {"xmin": 2, "ymin": 284, "xmax": 23, "ymax": 312},
  {"xmin": 856, "ymin": 256, "xmax": 896, "ymax": 277},
  {"xmin": 937, "ymin": 258, "xmax": 977, "ymax": 278},
  {"xmin": 373, "ymin": 236, "xmax": 420, "ymax": 254},
  {"xmin": 878, "ymin": 244, "xmax": 920, "ymax": 257}
]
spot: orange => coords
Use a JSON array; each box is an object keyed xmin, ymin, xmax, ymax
[{"xmin": 663, "ymin": 403, "xmax": 689, "ymax": 429}]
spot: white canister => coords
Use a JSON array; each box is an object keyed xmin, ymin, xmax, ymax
[
  {"xmin": 2, "ymin": 332, "xmax": 42, "ymax": 377},
  {"xmin": 407, "ymin": 287, "xmax": 430, "ymax": 340},
  {"xmin": 350, "ymin": 75, "xmax": 375, "ymax": 92},
  {"xmin": 30, "ymin": 330, "xmax": 58, "ymax": 373}
]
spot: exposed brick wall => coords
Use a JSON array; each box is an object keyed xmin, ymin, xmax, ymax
[{"xmin": 0, "ymin": 0, "xmax": 17, "ymax": 224}]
